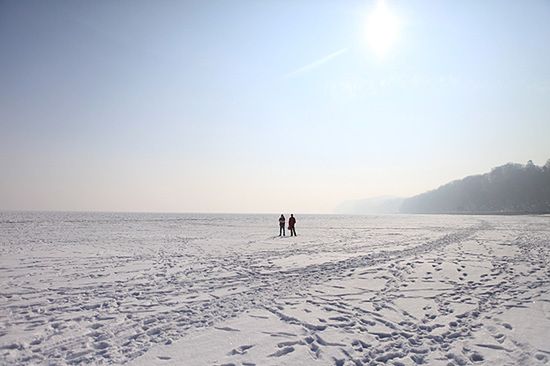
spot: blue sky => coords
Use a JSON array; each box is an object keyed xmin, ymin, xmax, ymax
[{"xmin": 1, "ymin": 0, "xmax": 549, "ymax": 213}]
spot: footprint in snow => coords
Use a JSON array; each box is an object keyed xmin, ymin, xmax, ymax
[
  {"xmin": 268, "ymin": 346, "xmax": 295, "ymax": 357},
  {"xmin": 227, "ymin": 344, "xmax": 254, "ymax": 355},
  {"xmin": 215, "ymin": 326, "xmax": 240, "ymax": 332},
  {"xmin": 501, "ymin": 323, "xmax": 513, "ymax": 330}
]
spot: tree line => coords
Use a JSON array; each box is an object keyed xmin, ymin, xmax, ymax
[{"xmin": 400, "ymin": 160, "xmax": 550, "ymax": 214}]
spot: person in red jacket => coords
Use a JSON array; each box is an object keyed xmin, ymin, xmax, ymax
[
  {"xmin": 288, "ymin": 214, "xmax": 296, "ymax": 236},
  {"xmin": 278, "ymin": 214, "xmax": 286, "ymax": 236}
]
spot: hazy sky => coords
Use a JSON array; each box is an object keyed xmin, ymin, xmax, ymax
[{"xmin": 1, "ymin": 0, "xmax": 549, "ymax": 213}]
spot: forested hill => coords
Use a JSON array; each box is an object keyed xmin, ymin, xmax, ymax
[{"xmin": 400, "ymin": 160, "xmax": 550, "ymax": 214}]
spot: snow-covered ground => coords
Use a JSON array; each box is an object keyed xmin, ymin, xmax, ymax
[{"xmin": 1, "ymin": 213, "xmax": 549, "ymax": 365}]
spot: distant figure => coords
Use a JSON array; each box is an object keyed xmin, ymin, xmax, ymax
[
  {"xmin": 279, "ymin": 214, "xmax": 286, "ymax": 236},
  {"xmin": 288, "ymin": 214, "xmax": 297, "ymax": 236}
]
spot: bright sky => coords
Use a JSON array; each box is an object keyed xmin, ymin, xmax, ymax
[{"xmin": 1, "ymin": 0, "xmax": 549, "ymax": 214}]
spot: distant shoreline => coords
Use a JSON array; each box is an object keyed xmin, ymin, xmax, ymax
[
  {"xmin": 1, "ymin": 210, "xmax": 549, "ymax": 218},
  {"xmin": 400, "ymin": 211, "xmax": 550, "ymax": 216}
]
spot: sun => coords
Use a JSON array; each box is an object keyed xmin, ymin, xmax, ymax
[{"xmin": 365, "ymin": 0, "xmax": 400, "ymax": 58}]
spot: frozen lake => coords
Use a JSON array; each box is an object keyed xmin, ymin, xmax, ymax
[{"xmin": 1, "ymin": 212, "xmax": 549, "ymax": 365}]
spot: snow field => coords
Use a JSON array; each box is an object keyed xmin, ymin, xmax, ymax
[{"xmin": 1, "ymin": 213, "xmax": 549, "ymax": 365}]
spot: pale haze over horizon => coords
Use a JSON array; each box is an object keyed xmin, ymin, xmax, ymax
[{"xmin": 1, "ymin": 0, "xmax": 549, "ymax": 214}]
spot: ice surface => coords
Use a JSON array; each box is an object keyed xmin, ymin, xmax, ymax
[{"xmin": 1, "ymin": 212, "xmax": 549, "ymax": 365}]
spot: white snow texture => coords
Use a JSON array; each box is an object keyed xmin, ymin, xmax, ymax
[{"xmin": 1, "ymin": 212, "xmax": 549, "ymax": 365}]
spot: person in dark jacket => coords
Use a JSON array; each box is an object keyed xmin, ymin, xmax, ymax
[
  {"xmin": 279, "ymin": 214, "xmax": 286, "ymax": 236},
  {"xmin": 288, "ymin": 214, "xmax": 296, "ymax": 236}
]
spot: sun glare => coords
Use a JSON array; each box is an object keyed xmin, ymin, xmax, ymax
[{"xmin": 365, "ymin": 0, "xmax": 400, "ymax": 58}]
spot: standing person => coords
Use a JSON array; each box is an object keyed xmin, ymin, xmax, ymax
[
  {"xmin": 279, "ymin": 214, "xmax": 286, "ymax": 236},
  {"xmin": 288, "ymin": 214, "xmax": 297, "ymax": 236}
]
